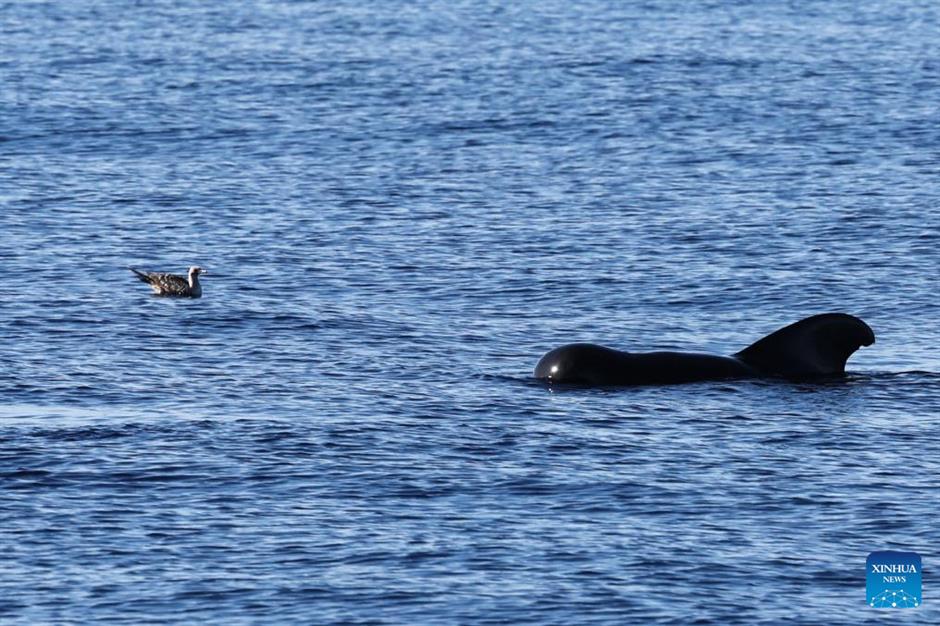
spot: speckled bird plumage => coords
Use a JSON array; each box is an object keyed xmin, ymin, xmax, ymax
[{"xmin": 130, "ymin": 266, "xmax": 206, "ymax": 298}]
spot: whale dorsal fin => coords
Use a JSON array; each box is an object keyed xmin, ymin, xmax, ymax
[{"xmin": 734, "ymin": 313, "xmax": 875, "ymax": 377}]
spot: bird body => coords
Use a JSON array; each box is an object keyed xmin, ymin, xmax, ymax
[{"xmin": 130, "ymin": 266, "xmax": 206, "ymax": 297}]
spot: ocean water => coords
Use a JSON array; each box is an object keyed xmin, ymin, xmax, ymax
[{"xmin": 2, "ymin": 0, "xmax": 940, "ymax": 623}]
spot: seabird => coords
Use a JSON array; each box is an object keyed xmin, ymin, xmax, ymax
[{"xmin": 130, "ymin": 266, "xmax": 206, "ymax": 298}]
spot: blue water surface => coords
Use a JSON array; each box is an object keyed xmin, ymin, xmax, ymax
[{"xmin": 2, "ymin": 1, "xmax": 940, "ymax": 623}]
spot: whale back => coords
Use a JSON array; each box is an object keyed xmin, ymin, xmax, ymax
[
  {"xmin": 733, "ymin": 313, "xmax": 874, "ymax": 378},
  {"xmin": 534, "ymin": 343, "xmax": 754, "ymax": 385}
]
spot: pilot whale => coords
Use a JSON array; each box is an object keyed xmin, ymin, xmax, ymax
[{"xmin": 534, "ymin": 313, "xmax": 874, "ymax": 386}]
